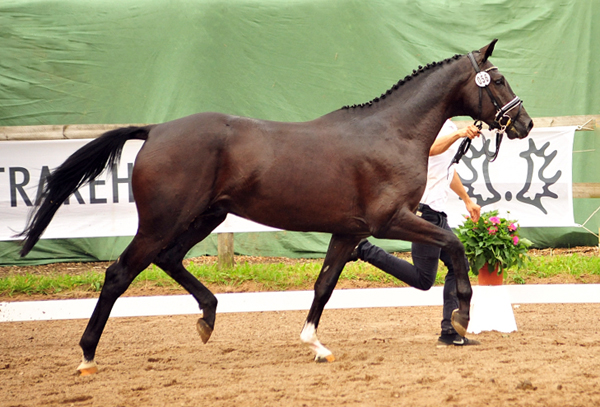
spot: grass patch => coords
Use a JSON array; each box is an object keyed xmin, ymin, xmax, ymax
[
  {"xmin": 509, "ymin": 254, "xmax": 600, "ymax": 280},
  {"xmin": 0, "ymin": 252, "xmax": 598, "ymax": 298},
  {"xmin": 0, "ymin": 272, "xmax": 104, "ymax": 297}
]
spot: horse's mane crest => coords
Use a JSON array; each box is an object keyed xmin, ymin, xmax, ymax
[{"xmin": 341, "ymin": 54, "xmax": 463, "ymax": 110}]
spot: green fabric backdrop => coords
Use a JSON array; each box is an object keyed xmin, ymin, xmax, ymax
[{"xmin": 1, "ymin": 0, "xmax": 598, "ymax": 264}]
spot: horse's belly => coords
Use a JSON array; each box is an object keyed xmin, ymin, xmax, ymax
[{"xmin": 229, "ymin": 193, "xmax": 366, "ymax": 234}]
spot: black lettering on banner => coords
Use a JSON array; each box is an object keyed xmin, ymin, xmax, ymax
[
  {"xmin": 112, "ymin": 163, "xmax": 134, "ymax": 203},
  {"xmin": 35, "ymin": 166, "xmax": 52, "ymax": 205},
  {"xmin": 90, "ymin": 179, "xmax": 107, "ymax": 204},
  {"xmin": 9, "ymin": 167, "xmax": 33, "ymax": 207},
  {"xmin": 31, "ymin": 166, "xmax": 86, "ymax": 206},
  {"xmin": 63, "ymin": 189, "xmax": 86, "ymax": 205},
  {"xmin": 3, "ymin": 163, "xmax": 136, "ymax": 208}
]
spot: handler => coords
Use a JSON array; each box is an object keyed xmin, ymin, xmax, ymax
[{"xmin": 351, "ymin": 120, "xmax": 482, "ymax": 346}]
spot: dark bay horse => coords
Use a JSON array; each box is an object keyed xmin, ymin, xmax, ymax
[{"xmin": 19, "ymin": 39, "xmax": 532, "ymax": 374}]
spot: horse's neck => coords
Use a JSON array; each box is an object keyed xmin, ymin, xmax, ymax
[
  {"xmin": 329, "ymin": 57, "xmax": 470, "ymax": 148},
  {"xmin": 384, "ymin": 60, "xmax": 469, "ymax": 145}
]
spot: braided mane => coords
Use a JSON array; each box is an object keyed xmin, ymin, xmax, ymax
[{"xmin": 341, "ymin": 54, "xmax": 463, "ymax": 110}]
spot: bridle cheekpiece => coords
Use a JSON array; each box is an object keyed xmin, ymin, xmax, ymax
[
  {"xmin": 450, "ymin": 52, "xmax": 524, "ymax": 166},
  {"xmin": 467, "ymin": 51, "xmax": 523, "ymax": 135}
]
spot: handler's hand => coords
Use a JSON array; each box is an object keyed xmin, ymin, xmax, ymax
[
  {"xmin": 466, "ymin": 200, "xmax": 481, "ymax": 223},
  {"xmin": 458, "ymin": 125, "xmax": 481, "ymax": 140}
]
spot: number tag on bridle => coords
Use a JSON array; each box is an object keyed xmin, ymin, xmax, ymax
[{"xmin": 475, "ymin": 71, "xmax": 491, "ymax": 87}]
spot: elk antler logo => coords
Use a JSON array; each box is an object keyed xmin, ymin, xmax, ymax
[{"xmin": 458, "ymin": 138, "xmax": 561, "ymax": 214}]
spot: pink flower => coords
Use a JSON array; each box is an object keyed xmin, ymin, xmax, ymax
[
  {"xmin": 488, "ymin": 227, "xmax": 497, "ymax": 234},
  {"xmin": 489, "ymin": 216, "xmax": 501, "ymax": 225},
  {"xmin": 508, "ymin": 223, "xmax": 517, "ymax": 232},
  {"xmin": 512, "ymin": 235, "xmax": 519, "ymax": 245}
]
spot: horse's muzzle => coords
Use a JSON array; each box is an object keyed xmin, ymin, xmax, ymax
[{"xmin": 505, "ymin": 109, "xmax": 534, "ymax": 140}]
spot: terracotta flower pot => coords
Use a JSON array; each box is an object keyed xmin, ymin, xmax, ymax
[{"xmin": 477, "ymin": 263, "xmax": 503, "ymax": 286}]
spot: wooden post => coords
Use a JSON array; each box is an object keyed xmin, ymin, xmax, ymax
[
  {"xmin": 218, "ymin": 233, "xmax": 235, "ymax": 269},
  {"xmin": 572, "ymin": 183, "xmax": 600, "ymax": 199}
]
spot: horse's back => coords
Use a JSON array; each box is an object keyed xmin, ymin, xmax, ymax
[{"xmin": 130, "ymin": 110, "xmax": 426, "ymax": 234}]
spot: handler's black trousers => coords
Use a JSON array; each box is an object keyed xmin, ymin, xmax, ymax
[{"xmin": 357, "ymin": 204, "xmax": 467, "ymax": 335}]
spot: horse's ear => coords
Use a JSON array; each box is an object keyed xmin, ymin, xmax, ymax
[{"xmin": 479, "ymin": 39, "xmax": 498, "ymax": 63}]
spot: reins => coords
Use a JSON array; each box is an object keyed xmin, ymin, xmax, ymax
[
  {"xmin": 450, "ymin": 52, "xmax": 523, "ymax": 166},
  {"xmin": 450, "ymin": 122, "xmax": 503, "ymax": 167}
]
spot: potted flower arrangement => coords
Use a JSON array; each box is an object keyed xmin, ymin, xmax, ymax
[{"xmin": 456, "ymin": 210, "xmax": 533, "ymax": 285}]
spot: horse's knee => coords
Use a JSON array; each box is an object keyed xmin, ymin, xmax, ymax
[
  {"xmin": 102, "ymin": 263, "xmax": 133, "ymax": 297},
  {"xmin": 313, "ymin": 269, "xmax": 340, "ymax": 301},
  {"xmin": 313, "ymin": 283, "xmax": 334, "ymax": 305},
  {"xmin": 447, "ymin": 234, "xmax": 465, "ymax": 252},
  {"xmin": 443, "ymin": 235, "xmax": 466, "ymax": 263}
]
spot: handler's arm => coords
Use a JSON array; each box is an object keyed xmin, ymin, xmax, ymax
[
  {"xmin": 450, "ymin": 170, "xmax": 481, "ymax": 223},
  {"xmin": 430, "ymin": 125, "xmax": 481, "ymax": 156}
]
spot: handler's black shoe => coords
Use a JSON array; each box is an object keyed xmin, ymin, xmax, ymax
[
  {"xmin": 348, "ymin": 239, "xmax": 368, "ymax": 262},
  {"xmin": 436, "ymin": 334, "xmax": 480, "ymax": 347}
]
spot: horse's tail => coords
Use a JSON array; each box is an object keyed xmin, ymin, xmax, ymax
[{"xmin": 18, "ymin": 126, "xmax": 152, "ymax": 257}]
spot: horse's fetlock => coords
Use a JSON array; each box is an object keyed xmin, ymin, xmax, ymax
[
  {"xmin": 206, "ymin": 295, "xmax": 218, "ymax": 310},
  {"xmin": 79, "ymin": 341, "xmax": 96, "ymax": 361}
]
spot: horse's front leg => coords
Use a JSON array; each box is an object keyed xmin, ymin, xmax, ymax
[
  {"xmin": 374, "ymin": 208, "xmax": 472, "ymax": 336},
  {"xmin": 301, "ymin": 234, "xmax": 360, "ymax": 362}
]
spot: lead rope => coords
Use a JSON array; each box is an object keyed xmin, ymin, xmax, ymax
[
  {"xmin": 449, "ymin": 122, "xmax": 502, "ymax": 167},
  {"xmin": 449, "ymin": 119, "xmax": 504, "ymax": 169}
]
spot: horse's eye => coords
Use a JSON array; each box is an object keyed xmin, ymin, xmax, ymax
[{"xmin": 495, "ymin": 78, "xmax": 504, "ymax": 86}]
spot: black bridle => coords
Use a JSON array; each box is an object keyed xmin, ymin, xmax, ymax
[{"xmin": 450, "ymin": 52, "xmax": 524, "ymax": 166}]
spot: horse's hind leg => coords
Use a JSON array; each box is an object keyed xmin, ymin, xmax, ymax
[
  {"xmin": 301, "ymin": 234, "xmax": 360, "ymax": 362},
  {"xmin": 78, "ymin": 235, "xmax": 162, "ymax": 375},
  {"xmin": 153, "ymin": 214, "xmax": 227, "ymax": 344},
  {"xmin": 77, "ymin": 214, "xmax": 224, "ymax": 375}
]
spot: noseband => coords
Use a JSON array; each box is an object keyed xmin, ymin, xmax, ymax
[{"xmin": 450, "ymin": 52, "xmax": 524, "ymax": 166}]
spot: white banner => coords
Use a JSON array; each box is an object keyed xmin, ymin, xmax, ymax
[
  {"xmin": 446, "ymin": 126, "xmax": 576, "ymax": 228},
  {"xmin": 0, "ymin": 126, "xmax": 575, "ymax": 241},
  {"xmin": 0, "ymin": 138, "xmax": 278, "ymax": 241}
]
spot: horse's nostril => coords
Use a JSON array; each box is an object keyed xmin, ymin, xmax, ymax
[{"xmin": 527, "ymin": 120, "xmax": 534, "ymax": 132}]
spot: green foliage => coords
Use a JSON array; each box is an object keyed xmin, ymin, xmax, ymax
[{"xmin": 456, "ymin": 210, "xmax": 533, "ymax": 276}]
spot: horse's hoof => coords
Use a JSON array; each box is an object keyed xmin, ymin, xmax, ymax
[
  {"xmin": 77, "ymin": 359, "xmax": 98, "ymax": 376},
  {"xmin": 451, "ymin": 309, "xmax": 469, "ymax": 337},
  {"xmin": 315, "ymin": 354, "xmax": 335, "ymax": 363},
  {"xmin": 196, "ymin": 318, "xmax": 213, "ymax": 344}
]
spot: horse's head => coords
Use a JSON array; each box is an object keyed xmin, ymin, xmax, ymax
[{"xmin": 461, "ymin": 39, "xmax": 533, "ymax": 140}]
